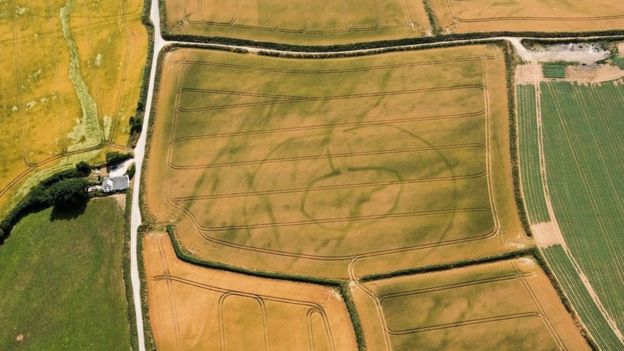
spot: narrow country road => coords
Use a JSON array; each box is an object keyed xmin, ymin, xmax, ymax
[
  {"xmin": 127, "ymin": 4, "xmax": 624, "ymax": 349},
  {"xmin": 129, "ymin": 1, "xmax": 164, "ymax": 350}
]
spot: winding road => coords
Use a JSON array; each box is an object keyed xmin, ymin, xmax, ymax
[{"xmin": 128, "ymin": 2, "xmax": 624, "ymax": 349}]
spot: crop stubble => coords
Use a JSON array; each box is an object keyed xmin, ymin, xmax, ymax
[
  {"xmin": 352, "ymin": 258, "xmax": 590, "ymax": 350},
  {"xmin": 163, "ymin": 0, "xmax": 431, "ymax": 44},
  {"xmin": 143, "ymin": 232, "xmax": 357, "ymax": 351},
  {"xmin": 144, "ymin": 45, "xmax": 530, "ymax": 280},
  {"xmin": 429, "ymin": 0, "xmax": 624, "ymax": 34}
]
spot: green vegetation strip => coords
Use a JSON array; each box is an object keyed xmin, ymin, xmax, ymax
[
  {"xmin": 0, "ymin": 199, "xmax": 131, "ymax": 350},
  {"xmin": 544, "ymin": 246, "xmax": 622, "ymax": 350},
  {"xmin": 542, "ymin": 63, "xmax": 567, "ymax": 79},
  {"xmin": 504, "ymin": 43, "xmax": 532, "ymax": 236},
  {"xmin": 516, "ymin": 85, "xmax": 550, "ymax": 223},
  {"xmin": 60, "ymin": 0, "xmax": 103, "ymax": 151},
  {"xmin": 541, "ymin": 81, "xmax": 624, "ymax": 345}
]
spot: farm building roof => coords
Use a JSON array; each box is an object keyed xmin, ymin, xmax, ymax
[{"xmin": 102, "ymin": 175, "xmax": 130, "ymax": 192}]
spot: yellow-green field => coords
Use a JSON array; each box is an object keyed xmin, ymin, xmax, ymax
[
  {"xmin": 352, "ymin": 258, "xmax": 590, "ymax": 350},
  {"xmin": 429, "ymin": 0, "xmax": 624, "ymax": 34},
  {"xmin": 144, "ymin": 45, "xmax": 530, "ymax": 280},
  {"xmin": 0, "ymin": 0, "xmax": 147, "ymax": 217},
  {"xmin": 163, "ymin": 0, "xmax": 431, "ymax": 44}
]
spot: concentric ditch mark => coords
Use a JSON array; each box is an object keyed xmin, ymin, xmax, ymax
[{"xmin": 156, "ymin": 53, "xmax": 503, "ymax": 266}]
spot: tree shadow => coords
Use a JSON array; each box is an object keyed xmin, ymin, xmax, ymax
[{"xmin": 50, "ymin": 200, "xmax": 88, "ymax": 221}]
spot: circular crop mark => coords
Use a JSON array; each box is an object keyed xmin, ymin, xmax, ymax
[
  {"xmin": 301, "ymin": 167, "xmax": 402, "ymax": 231},
  {"xmin": 239, "ymin": 123, "xmax": 461, "ymax": 256}
]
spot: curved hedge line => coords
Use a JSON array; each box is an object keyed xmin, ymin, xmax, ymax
[{"xmin": 161, "ymin": 25, "xmax": 624, "ymax": 54}]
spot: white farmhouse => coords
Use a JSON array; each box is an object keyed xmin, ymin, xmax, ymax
[{"xmin": 102, "ymin": 175, "xmax": 130, "ymax": 193}]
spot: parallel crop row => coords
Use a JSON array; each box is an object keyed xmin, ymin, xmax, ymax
[
  {"xmin": 517, "ymin": 85, "xmax": 550, "ymax": 224},
  {"xmin": 541, "ymin": 82, "xmax": 624, "ymax": 340},
  {"xmin": 544, "ymin": 246, "xmax": 623, "ymax": 350}
]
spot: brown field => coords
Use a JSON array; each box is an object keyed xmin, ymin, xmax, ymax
[
  {"xmin": 351, "ymin": 258, "xmax": 590, "ymax": 350},
  {"xmin": 163, "ymin": 0, "xmax": 431, "ymax": 44},
  {"xmin": 0, "ymin": 0, "xmax": 147, "ymax": 217},
  {"xmin": 429, "ymin": 0, "xmax": 624, "ymax": 34},
  {"xmin": 143, "ymin": 232, "xmax": 358, "ymax": 350},
  {"xmin": 144, "ymin": 45, "xmax": 531, "ymax": 280}
]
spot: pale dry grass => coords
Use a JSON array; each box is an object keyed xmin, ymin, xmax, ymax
[{"xmin": 0, "ymin": 0, "xmax": 147, "ymax": 217}]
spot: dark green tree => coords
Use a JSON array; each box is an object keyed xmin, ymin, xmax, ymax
[
  {"xmin": 105, "ymin": 151, "xmax": 132, "ymax": 166},
  {"xmin": 75, "ymin": 161, "xmax": 91, "ymax": 177},
  {"xmin": 47, "ymin": 178, "xmax": 89, "ymax": 206}
]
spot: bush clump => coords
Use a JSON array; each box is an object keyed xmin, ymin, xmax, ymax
[{"xmin": 106, "ymin": 151, "xmax": 133, "ymax": 166}]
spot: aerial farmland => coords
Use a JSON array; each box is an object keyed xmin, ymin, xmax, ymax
[{"xmin": 1, "ymin": 1, "xmax": 624, "ymax": 350}]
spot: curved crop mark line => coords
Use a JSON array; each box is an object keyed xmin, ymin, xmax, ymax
[
  {"xmin": 378, "ymin": 270, "xmax": 536, "ymax": 304},
  {"xmin": 175, "ymin": 85, "xmax": 485, "ymax": 112},
  {"xmin": 153, "ymin": 275, "xmax": 327, "ymax": 311},
  {"xmin": 218, "ymin": 293, "xmax": 269, "ymax": 351},
  {"xmin": 185, "ymin": 211, "xmax": 496, "ymax": 261},
  {"xmin": 446, "ymin": 0, "xmax": 624, "ymax": 23},
  {"xmin": 306, "ymin": 308, "xmax": 336, "ymax": 351},
  {"xmin": 169, "ymin": 109, "xmax": 485, "ymax": 142},
  {"xmin": 177, "ymin": 56, "xmax": 496, "ymax": 75},
  {"xmin": 387, "ymin": 312, "xmax": 543, "ymax": 334},
  {"xmin": 195, "ymin": 207, "xmax": 492, "ymax": 232},
  {"xmin": 156, "ymin": 236, "xmax": 182, "ymax": 351},
  {"xmin": 168, "ymin": 143, "xmax": 485, "ymax": 170},
  {"xmin": 217, "ymin": 293, "xmax": 228, "ymax": 351},
  {"xmin": 348, "ymin": 258, "xmax": 392, "ymax": 351},
  {"xmin": 306, "ymin": 309, "xmax": 316, "ymax": 351},
  {"xmin": 511, "ymin": 262, "xmax": 566, "ymax": 350},
  {"xmin": 159, "ymin": 55, "xmax": 502, "ymax": 263},
  {"xmin": 480, "ymin": 58, "xmax": 502, "ymax": 245},
  {"xmin": 170, "ymin": 171, "xmax": 487, "ymax": 202},
  {"xmin": 156, "ymin": 273, "xmax": 339, "ymax": 348}
]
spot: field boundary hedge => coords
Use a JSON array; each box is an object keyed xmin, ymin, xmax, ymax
[
  {"xmin": 122, "ymin": 189, "xmax": 139, "ymax": 351},
  {"xmin": 503, "ymin": 42, "xmax": 533, "ymax": 237},
  {"xmin": 157, "ymin": 1, "xmax": 624, "ymax": 55},
  {"xmin": 137, "ymin": 225, "xmax": 157, "ymax": 350}
]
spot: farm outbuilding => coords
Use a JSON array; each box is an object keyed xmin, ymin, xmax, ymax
[{"xmin": 102, "ymin": 175, "xmax": 130, "ymax": 193}]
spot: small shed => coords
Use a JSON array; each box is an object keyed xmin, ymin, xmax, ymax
[{"xmin": 102, "ymin": 175, "xmax": 130, "ymax": 193}]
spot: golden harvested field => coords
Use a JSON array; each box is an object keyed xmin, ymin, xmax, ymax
[
  {"xmin": 163, "ymin": 0, "xmax": 431, "ymax": 44},
  {"xmin": 0, "ymin": 0, "xmax": 147, "ymax": 217},
  {"xmin": 143, "ymin": 232, "xmax": 358, "ymax": 350},
  {"xmin": 145, "ymin": 45, "xmax": 530, "ymax": 280},
  {"xmin": 429, "ymin": 0, "xmax": 624, "ymax": 34},
  {"xmin": 352, "ymin": 258, "xmax": 590, "ymax": 350}
]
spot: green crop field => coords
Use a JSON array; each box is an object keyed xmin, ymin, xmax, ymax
[
  {"xmin": 536, "ymin": 81, "xmax": 624, "ymax": 347},
  {"xmin": 144, "ymin": 45, "xmax": 530, "ymax": 280},
  {"xmin": 542, "ymin": 64, "xmax": 567, "ymax": 79},
  {"xmin": 0, "ymin": 198, "xmax": 131, "ymax": 350},
  {"xmin": 162, "ymin": 0, "xmax": 432, "ymax": 44},
  {"xmin": 516, "ymin": 85, "xmax": 550, "ymax": 224},
  {"xmin": 544, "ymin": 245, "xmax": 623, "ymax": 350}
]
